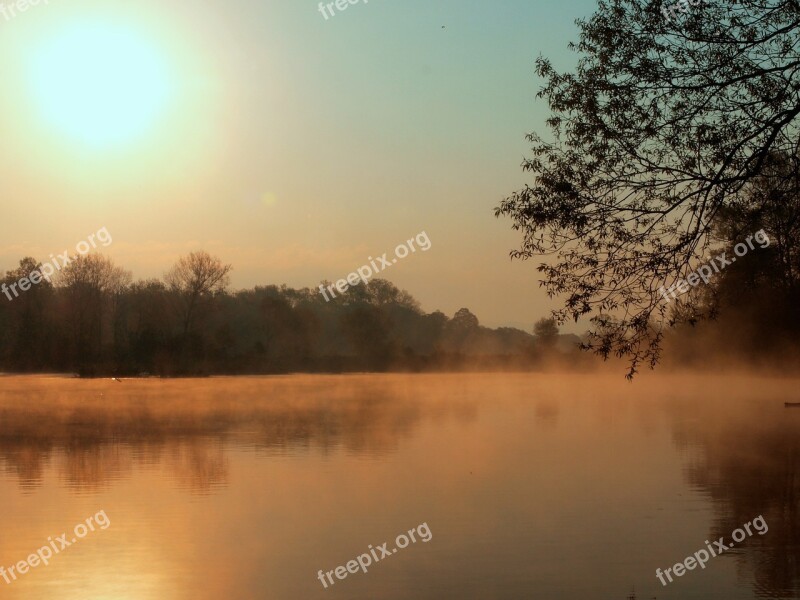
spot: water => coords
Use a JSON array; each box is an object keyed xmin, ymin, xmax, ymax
[{"xmin": 0, "ymin": 372, "xmax": 797, "ymax": 599}]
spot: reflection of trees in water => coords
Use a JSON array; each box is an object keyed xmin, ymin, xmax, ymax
[
  {"xmin": 0, "ymin": 439, "xmax": 53, "ymax": 491},
  {"xmin": 0, "ymin": 378, "xmax": 477, "ymax": 493},
  {"xmin": 670, "ymin": 400, "xmax": 800, "ymax": 598},
  {"xmin": 534, "ymin": 400, "xmax": 559, "ymax": 428},
  {"xmin": 167, "ymin": 440, "xmax": 230, "ymax": 494},
  {"xmin": 60, "ymin": 440, "xmax": 136, "ymax": 491}
]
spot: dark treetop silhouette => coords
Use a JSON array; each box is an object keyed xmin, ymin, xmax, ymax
[{"xmin": 496, "ymin": 0, "xmax": 800, "ymax": 377}]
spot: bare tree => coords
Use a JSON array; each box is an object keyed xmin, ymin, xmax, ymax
[
  {"xmin": 1, "ymin": 258, "xmax": 53, "ymax": 369},
  {"xmin": 57, "ymin": 254, "xmax": 132, "ymax": 364},
  {"xmin": 495, "ymin": 0, "xmax": 800, "ymax": 376},
  {"xmin": 165, "ymin": 251, "xmax": 232, "ymax": 336}
]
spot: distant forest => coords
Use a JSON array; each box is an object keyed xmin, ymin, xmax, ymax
[{"xmin": 0, "ymin": 251, "xmax": 583, "ymax": 376}]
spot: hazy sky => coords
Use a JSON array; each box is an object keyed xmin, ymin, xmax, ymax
[{"xmin": 0, "ymin": 0, "xmax": 598, "ymax": 330}]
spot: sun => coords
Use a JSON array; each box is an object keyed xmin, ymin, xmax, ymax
[{"xmin": 26, "ymin": 21, "xmax": 172, "ymax": 149}]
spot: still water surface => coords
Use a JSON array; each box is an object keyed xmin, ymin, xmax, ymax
[{"xmin": 0, "ymin": 372, "xmax": 797, "ymax": 599}]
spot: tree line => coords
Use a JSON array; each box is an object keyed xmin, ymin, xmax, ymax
[{"xmin": 0, "ymin": 251, "xmax": 577, "ymax": 376}]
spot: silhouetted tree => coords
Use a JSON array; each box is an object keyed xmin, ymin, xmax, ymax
[
  {"xmin": 533, "ymin": 317, "xmax": 559, "ymax": 348},
  {"xmin": 664, "ymin": 149, "xmax": 800, "ymax": 362},
  {"xmin": 715, "ymin": 150, "xmax": 800, "ymax": 298},
  {"xmin": 118, "ymin": 279, "xmax": 172, "ymax": 373},
  {"xmin": 165, "ymin": 251, "xmax": 232, "ymax": 340},
  {"xmin": 449, "ymin": 308, "xmax": 479, "ymax": 332},
  {"xmin": 0, "ymin": 258, "xmax": 53, "ymax": 370},
  {"xmin": 496, "ymin": 0, "xmax": 800, "ymax": 376},
  {"xmin": 57, "ymin": 254, "xmax": 131, "ymax": 371}
]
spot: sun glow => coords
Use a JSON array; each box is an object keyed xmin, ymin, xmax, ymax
[{"xmin": 26, "ymin": 21, "xmax": 172, "ymax": 149}]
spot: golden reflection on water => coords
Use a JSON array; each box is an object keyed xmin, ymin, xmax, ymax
[{"xmin": 0, "ymin": 372, "xmax": 797, "ymax": 599}]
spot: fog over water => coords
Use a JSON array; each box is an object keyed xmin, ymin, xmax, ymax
[{"xmin": 0, "ymin": 372, "xmax": 797, "ymax": 599}]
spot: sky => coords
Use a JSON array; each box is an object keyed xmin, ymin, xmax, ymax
[{"xmin": 0, "ymin": 0, "xmax": 599, "ymax": 330}]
